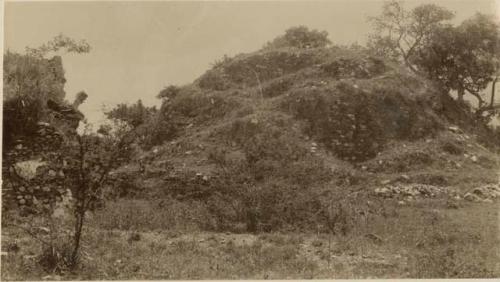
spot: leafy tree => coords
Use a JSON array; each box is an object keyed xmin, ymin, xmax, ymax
[
  {"xmin": 104, "ymin": 99, "xmax": 157, "ymax": 128},
  {"xmin": 25, "ymin": 33, "xmax": 91, "ymax": 58},
  {"xmin": 369, "ymin": 1, "xmax": 500, "ymax": 121},
  {"xmin": 157, "ymin": 85, "xmax": 180, "ymax": 100},
  {"xmin": 3, "ymin": 35, "xmax": 90, "ymax": 148},
  {"xmin": 414, "ymin": 14, "xmax": 500, "ymax": 117},
  {"xmin": 368, "ymin": 1, "xmax": 454, "ymax": 72},
  {"xmin": 4, "ymin": 120, "xmax": 134, "ymax": 270},
  {"xmin": 62, "ymin": 122, "xmax": 134, "ymax": 266},
  {"xmin": 264, "ymin": 26, "xmax": 331, "ymax": 50}
]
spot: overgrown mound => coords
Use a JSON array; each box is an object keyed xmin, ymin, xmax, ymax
[{"xmin": 113, "ymin": 33, "xmax": 499, "ymax": 233}]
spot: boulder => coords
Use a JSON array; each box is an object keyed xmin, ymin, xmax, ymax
[
  {"xmin": 13, "ymin": 159, "xmax": 47, "ymax": 180},
  {"xmin": 464, "ymin": 193, "xmax": 480, "ymax": 202}
]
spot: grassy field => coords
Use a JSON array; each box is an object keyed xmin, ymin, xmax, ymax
[{"xmin": 2, "ymin": 197, "xmax": 498, "ymax": 280}]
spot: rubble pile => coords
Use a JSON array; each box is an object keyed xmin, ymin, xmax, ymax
[
  {"xmin": 463, "ymin": 184, "xmax": 500, "ymax": 202},
  {"xmin": 374, "ymin": 183, "xmax": 449, "ymax": 199},
  {"xmin": 2, "ymin": 121, "xmax": 70, "ymax": 213}
]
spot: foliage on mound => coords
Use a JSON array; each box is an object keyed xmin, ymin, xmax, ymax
[
  {"xmin": 3, "ymin": 52, "xmax": 67, "ymax": 148},
  {"xmin": 168, "ymin": 91, "xmax": 239, "ymax": 122},
  {"xmin": 320, "ymin": 56, "xmax": 387, "ymax": 79},
  {"xmin": 108, "ymin": 26, "xmax": 499, "ymax": 234},
  {"xmin": 197, "ymin": 48, "xmax": 327, "ymax": 90},
  {"xmin": 282, "ymin": 81, "xmax": 442, "ymax": 162}
]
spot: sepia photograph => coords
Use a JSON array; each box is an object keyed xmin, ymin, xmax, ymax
[{"xmin": 1, "ymin": 0, "xmax": 500, "ymax": 280}]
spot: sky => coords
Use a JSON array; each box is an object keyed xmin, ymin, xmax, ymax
[{"xmin": 3, "ymin": 0, "xmax": 499, "ymax": 125}]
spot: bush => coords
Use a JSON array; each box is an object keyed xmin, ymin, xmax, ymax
[
  {"xmin": 263, "ymin": 26, "xmax": 331, "ymax": 50},
  {"xmin": 3, "ymin": 52, "xmax": 66, "ymax": 148},
  {"xmin": 169, "ymin": 93, "xmax": 238, "ymax": 122},
  {"xmin": 262, "ymin": 77, "xmax": 294, "ymax": 98},
  {"xmin": 320, "ymin": 57, "xmax": 387, "ymax": 79},
  {"xmin": 135, "ymin": 114, "xmax": 177, "ymax": 150},
  {"xmin": 105, "ymin": 100, "xmax": 156, "ymax": 128},
  {"xmin": 199, "ymin": 49, "xmax": 322, "ymax": 90},
  {"xmin": 157, "ymin": 85, "xmax": 181, "ymax": 100},
  {"xmin": 285, "ymin": 83, "xmax": 386, "ymax": 162},
  {"xmin": 441, "ymin": 140, "xmax": 464, "ymax": 155},
  {"xmin": 198, "ymin": 69, "xmax": 231, "ymax": 91}
]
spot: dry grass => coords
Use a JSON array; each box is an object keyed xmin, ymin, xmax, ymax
[{"xmin": 2, "ymin": 198, "xmax": 498, "ymax": 280}]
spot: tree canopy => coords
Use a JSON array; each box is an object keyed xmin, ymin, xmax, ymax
[
  {"xmin": 369, "ymin": 1, "xmax": 500, "ymax": 120},
  {"xmin": 263, "ymin": 26, "xmax": 331, "ymax": 50}
]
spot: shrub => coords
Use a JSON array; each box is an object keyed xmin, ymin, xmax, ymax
[
  {"xmin": 223, "ymin": 50, "xmax": 319, "ymax": 86},
  {"xmin": 285, "ymin": 83, "xmax": 386, "ymax": 162},
  {"xmin": 3, "ymin": 52, "xmax": 66, "ymax": 148},
  {"xmin": 198, "ymin": 68, "xmax": 231, "ymax": 90},
  {"xmin": 169, "ymin": 93, "xmax": 238, "ymax": 122},
  {"xmin": 262, "ymin": 77, "xmax": 294, "ymax": 98},
  {"xmin": 136, "ymin": 115, "xmax": 177, "ymax": 149},
  {"xmin": 157, "ymin": 85, "xmax": 181, "ymax": 100},
  {"xmin": 105, "ymin": 100, "xmax": 156, "ymax": 128},
  {"xmin": 320, "ymin": 57, "xmax": 387, "ymax": 79},
  {"xmin": 263, "ymin": 26, "xmax": 331, "ymax": 50}
]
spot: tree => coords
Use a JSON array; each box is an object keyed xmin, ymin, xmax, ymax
[
  {"xmin": 62, "ymin": 122, "xmax": 134, "ymax": 266},
  {"xmin": 263, "ymin": 26, "xmax": 331, "ymax": 50},
  {"xmin": 3, "ymin": 35, "xmax": 90, "ymax": 148},
  {"xmin": 157, "ymin": 85, "xmax": 180, "ymax": 100},
  {"xmin": 413, "ymin": 13, "xmax": 500, "ymax": 118},
  {"xmin": 368, "ymin": 1, "xmax": 454, "ymax": 72},
  {"xmin": 25, "ymin": 33, "xmax": 91, "ymax": 58},
  {"xmin": 3, "ymin": 120, "xmax": 134, "ymax": 270},
  {"xmin": 104, "ymin": 100, "xmax": 156, "ymax": 128},
  {"xmin": 369, "ymin": 1, "xmax": 500, "ymax": 121}
]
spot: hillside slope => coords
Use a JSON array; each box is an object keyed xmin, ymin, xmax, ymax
[{"xmin": 116, "ymin": 45, "xmax": 499, "ymax": 233}]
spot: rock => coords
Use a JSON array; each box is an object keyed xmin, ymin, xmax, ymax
[
  {"xmin": 446, "ymin": 201, "xmax": 459, "ymax": 209},
  {"xmin": 448, "ymin": 126, "xmax": 460, "ymax": 133},
  {"xmin": 399, "ymin": 174, "xmax": 410, "ymax": 181},
  {"xmin": 380, "ymin": 179, "xmax": 391, "ymax": 185},
  {"xmin": 397, "ymin": 201, "xmax": 405, "ymax": 206},
  {"xmin": 128, "ymin": 233, "xmax": 141, "ymax": 242},
  {"xmin": 472, "ymin": 188, "xmax": 485, "ymax": 197},
  {"xmin": 37, "ymin": 227, "xmax": 50, "ymax": 234},
  {"xmin": 374, "ymin": 187, "xmax": 391, "ymax": 197},
  {"xmin": 471, "ymin": 155, "xmax": 478, "ymax": 163},
  {"xmin": 13, "ymin": 159, "xmax": 47, "ymax": 180},
  {"xmin": 185, "ymin": 151, "xmax": 192, "ymax": 155},
  {"xmin": 464, "ymin": 193, "xmax": 480, "ymax": 202},
  {"xmin": 364, "ymin": 233, "xmax": 384, "ymax": 244},
  {"xmin": 483, "ymin": 198, "xmax": 493, "ymax": 203},
  {"xmin": 48, "ymin": 170, "xmax": 57, "ymax": 177}
]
